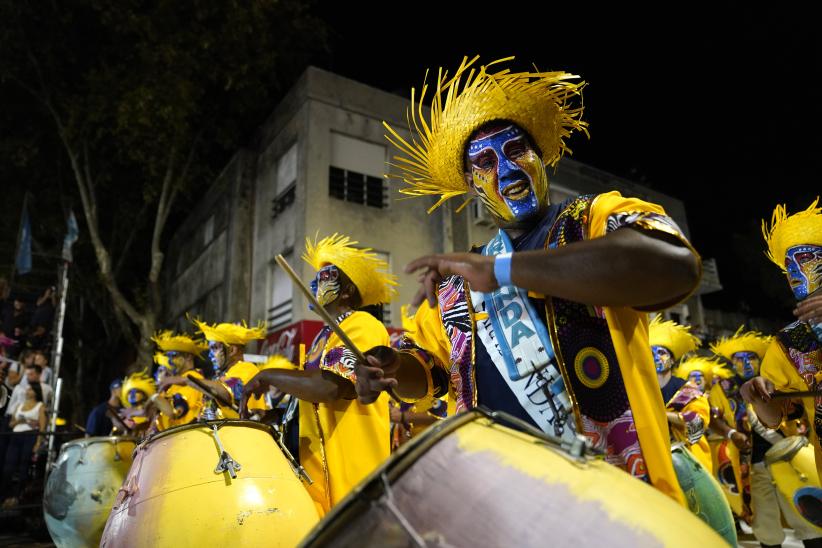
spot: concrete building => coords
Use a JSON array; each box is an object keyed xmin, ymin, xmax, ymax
[{"xmin": 163, "ymin": 66, "xmax": 720, "ymax": 356}]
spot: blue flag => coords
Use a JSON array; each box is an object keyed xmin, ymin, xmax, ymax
[
  {"xmin": 15, "ymin": 206, "xmax": 32, "ymax": 275},
  {"xmin": 62, "ymin": 210, "xmax": 80, "ymax": 263}
]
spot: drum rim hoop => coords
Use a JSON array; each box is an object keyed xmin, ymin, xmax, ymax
[
  {"xmin": 140, "ymin": 419, "xmax": 275, "ymax": 448},
  {"xmin": 61, "ymin": 435, "xmax": 138, "ymax": 450},
  {"xmin": 764, "ymin": 435, "xmax": 809, "ymax": 465}
]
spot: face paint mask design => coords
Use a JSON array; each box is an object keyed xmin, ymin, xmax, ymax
[
  {"xmin": 127, "ymin": 389, "xmax": 147, "ymax": 407},
  {"xmin": 208, "ymin": 341, "xmax": 226, "ymax": 373},
  {"xmin": 315, "ymin": 265, "xmax": 341, "ymax": 307},
  {"xmin": 154, "ymin": 366, "xmax": 171, "ymax": 385},
  {"xmin": 785, "ymin": 244, "xmax": 822, "ymax": 301},
  {"xmin": 731, "ymin": 351, "xmax": 760, "ymax": 380},
  {"xmin": 467, "ymin": 125, "xmax": 549, "ymax": 224},
  {"xmin": 688, "ymin": 371, "xmax": 707, "ymax": 392},
  {"xmin": 652, "ymin": 345, "xmax": 675, "ymax": 373}
]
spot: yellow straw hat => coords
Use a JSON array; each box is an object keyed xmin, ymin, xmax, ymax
[
  {"xmin": 192, "ymin": 319, "xmax": 266, "ymax": 346},
  {"xmin": 675, "ymin": 356, "xmax": 724, "ymax": 386},
  {"xmin": 383, "ymin": 55, "xmax": 588, "ymax": 213},
  {"xmin": 762, "ymin": 197, "xmax": 822, "ymax": 271},
  {"xmin": 649, "ymin": 316, "xmax": 701, "ymax": 361},
  {"xmin": 260, "ymin": 354, "xmax": 298, "ymax": 371},
  {"xmin": 710, "ymin": 326, "xmax": 772, "ymax": 361},
  {"xmin": 120, "ymin": 370, "xmax": 156, "ymax": 408},
  {"xmin": 151, "ymin": 330, "xmax": 207, "ymax": 356},
  {"xmin": 303, "ymin": 233, "xmax": 398, "ymax": 307}
]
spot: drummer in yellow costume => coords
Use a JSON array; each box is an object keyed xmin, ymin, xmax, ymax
[
  {"xmin": 161, "ymin": 320, "xmax": 267, "ymax": 419},
  {"xmin": 119, "ymin": 370, "xmax": 156, "ymax": 436},
  {"xmin": 242, "ymin": 234, "xmax": 394, "ymax": 514},
  {"xmin": 152, "ymin": 331, "xmax": 208, "ymax": 430},
  {"xmin": 742, "ymin": 197, "xmax": 822, "ymax": 544},
  {"xmin": 354, "ymin": 56, "xmax": 702, "ymax": 504},
  {"xmin": 671, "ymin": 356, "xmax": 722, "ymax": 472}
]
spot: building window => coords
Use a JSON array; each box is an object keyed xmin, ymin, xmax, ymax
[
  {"xmin": 328, "ymin": 166, "xmax": 386, "ymax": 208},
  {"xmin": 272, "ymin": 143, "xmax": 298, "ymax": 220},
  {"xmin": 267, "ymin": 259, "xmax": 293, "ymax": 332}
]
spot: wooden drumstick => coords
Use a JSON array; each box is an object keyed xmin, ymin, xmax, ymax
[
  {"xmin": 275, "ymin": 254, "xmax": 402, "ymax": 404},
  {"xmin": 188, "ymin": 375, "xmax": 240, "ymax": 413},
  {"xmin": 770, "ymin": 390, "xmax": 822, "ymax": 399}
]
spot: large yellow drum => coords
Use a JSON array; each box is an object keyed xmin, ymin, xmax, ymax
[
  {"xmin": 765, "ymin": 435, "xmax": 822, "ymax": 530},
  {"xmin": 300, "ymin": 410, "xmax": 728, "ymax": 547},
  {"xmin": 43, "ymin": 436, "xmax": 136, "ymax": 548},
  {"xmin": 100, "ymin": 420, "xmax": 319, "ymax": 547}
]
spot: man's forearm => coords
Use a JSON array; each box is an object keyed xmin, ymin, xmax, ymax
[
  {"xmin": 263, "ymin": 369, "xmax": 355, "ymax": 403},
  {"xmin": 510, "ymin": 228, "xmax": 700, "ymax": 308}
]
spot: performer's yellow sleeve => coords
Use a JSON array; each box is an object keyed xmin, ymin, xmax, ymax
[
  {"xmin": 674, "ymin": 394, "xmax": 713, "ymax": 473},
  {"xmin": 586, "ymin": 191, "xmax": 693, "ymax": 505},
  {"xmin": 760, "ymin": 339, "xmax": 822, "ymax": 479},
  {"xmin": 708, "ymin": 386, "xmax": 735, "ymax": 427}
]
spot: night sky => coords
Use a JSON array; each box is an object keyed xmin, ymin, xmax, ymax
[{"xmin": 315, "ymin": 3, "xmax": 821, "ymax": 320}]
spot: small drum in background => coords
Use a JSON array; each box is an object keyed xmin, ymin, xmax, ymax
[
  {"xmin": 671, "ymin": 443, "xmax": 737, "ymax": 546},
  {"xmin": 765, "ymin": 435, "xmax": 822, "ymax": 530},
  {"xmin": 100, "ymin": 420, "xmax": 319, "ymax": 547},
  {"xmin": 300, "ymin": 410, "xmax": 730, "ymax": 547},
  {"xmin": 43, "ymin": 436, "xmax": 136, "ymax": 548}
]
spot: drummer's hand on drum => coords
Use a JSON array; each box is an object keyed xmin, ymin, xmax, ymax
[
  {"xmin": 740, "ymin": 376, "xmax": 775, "ymax": 403},
  {"xmin": 730, "ymin": 431, "xmax": 750, "ymax": 451},
  {"xmin": 355, "ymin": 346, "xmax": 400, "ymax": 405},
  {"xmin": 240, "ymin": 370, "xmax": 275, "ymax": 419}
]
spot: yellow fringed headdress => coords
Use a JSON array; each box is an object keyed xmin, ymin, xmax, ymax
[
  {"xmin": 303, "ymin": 233, "xmax": 398, "ymax": 307},
  {"xmin": 648, "ymin": 316, "xmax": 701, "ymax": 361},
  {"xmin": 120, "ymin": 370, "xmax": 156, "ymax": 408},
  {"xmin": 675, "ymin": 356, "xmax": 724, "ymax": 386},
  {"xmin": 383, "ymin": 55, "xmax": 588, "ymax": 213},
  {"xmin": 710, "ymin": 326, "xmax": 773, "ymax": 361},
  {"xmin": 763, "ymin": 197, "xmax": 822, "ymax": 271},
  {"xmin": 153, "ymin": 352, "xmax": 169, "ymax": 368},
  {"xmin": 711, "ymin": 363, "xmax": 736, "ymax": 382},
  {"xmin": 260, "ymin": 354, "xmax": 298, "ymax": 371},
  {"xmin": 192, "ymin": 319, "xmax": 266, "ymax": 346},
  {"xmin": 151, "ymin": 330, "xmax": 207, "ymax": 356}
]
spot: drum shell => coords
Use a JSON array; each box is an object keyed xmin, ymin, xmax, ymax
[
  {"xmin": 100, "ymin": 421, "xmax": 319, "ymax": 547},
  {"xmin": 672, "ymin": 444, "xmax": 737, "ymax": 545},
  {"xmin": 43, "ymin": 436, "xmax": 136, "ymax": 548},
  {"xmin": 766, "ymin": 436, "xmax": 822, "ymax": 531},
  {"xmin": 301, "ymin": 412, "xmax": 730, "ymax": 547}
]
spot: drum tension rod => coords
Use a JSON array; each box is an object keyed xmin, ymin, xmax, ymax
[{"xmin": 211, "ymin": 424, "xmax": 242, "ymax": 479}]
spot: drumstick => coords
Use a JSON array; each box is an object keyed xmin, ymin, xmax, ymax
[
  {"xmin": 770, "ymin": 390, "xmax": 822, "ymax": 399},
  {"xmin": 188, "ymin": 375, "xmax": 240, "ymax": 413},
  {"xmin": 275, "ymin": 254, "xmax": 402, "ymax": 404}
]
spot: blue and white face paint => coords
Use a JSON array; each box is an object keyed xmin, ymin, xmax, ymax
[
  {"xmin": 208, "ymin": 341, "xmax": 226, "ymax": 374},
  {"xmin": 467, "ymin": 125, "xmax": 549, "ymax": 224},
  {"xmin": 731, "ymin": 350, "xmax": 760, "ymax": 380},
  {"xmin": 652, "ymin": 345, "xmax": 675, "ymax": 373},
  {"xmin": 785, "ymin": 244, "xmax": 822, "ymax": 301}
]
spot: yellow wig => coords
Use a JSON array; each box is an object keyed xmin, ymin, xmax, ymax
[
  {"xmin": 762, "ymin": 197, "xmax": 822, "ymax": 271},
  {"xmin": 192, "ymin": 319, "xmax": 266, "ymax": 346},
  {"xmin": 303, "ymin": 233, "xmax": 398, "ymax": 307},
  {"xmin": 120, "ymin": 370, "xmax": 156, "ymax": 408},
  {"xmin": 648, "ymin": 316, "xmax": 701, "ymax": 361},
  {"xmin": 675, "ymin": 356, "xmax": 725, "ymax": 387},
  {"xmin": 151, "ymin": 330, "xmax": 207, "ymax": 356},
  {"xmin": 384, "ymin": 55, "xmax": 588, "ymax": 213},
  {"xmin": 260, "ymin": 354, "xmax": 298, "ymax": 371},
  {"xmin": 153, "ymin": 352, "xmax": 169, "ymax": 368},
  {"xmin": 710, "ymin": 326, "xmax": 773, "ymax": 361}
]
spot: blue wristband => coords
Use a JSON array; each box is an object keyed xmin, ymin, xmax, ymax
[{"xmin": 493, "ymin": 252, "xmax": 513, "ymax": 286}]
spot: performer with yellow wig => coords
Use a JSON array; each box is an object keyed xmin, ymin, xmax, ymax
[
  {"xmin": 355, "ymin": 55, "xmax": 702, "ymax": 504},
  {"xmin": 242, "ymin": 234, "xmax": 395, "ymax": 514},
  {"xmin": 152, "ymin": 331, "xmax": 208, "ymax": 431},
  {"xmin": 671, "ymin": 356, "xmax": 722, "ymax": 473},
  {"xmin": 160, "ymin": 320, "xmax": 267, "ymax": 419},
  {"xmin": 741, "ymin": 198, "xmax": 822, "ymax": 547},
  {"xmin": 119, "ymin": 370, "xmax": 156, "ymax": 436}
]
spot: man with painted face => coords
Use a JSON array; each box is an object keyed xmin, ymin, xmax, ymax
[
  {"xmin": 356, "ymin": 56, "xmax": 702, "ymax": 504},
  {"xmin": 241, "ymin": 234, "xmax": 395, "ymax": 515},
  {"xmin": 742, "ymin": 198, "xmax": 822, "ymax": 544},
  {"xmin": 168, "ymin": 320, "xmax": 268, "ymax": 419},
  {"xmin": 152, "ymin": 331, "xmax": 208, "ymax": 431}
]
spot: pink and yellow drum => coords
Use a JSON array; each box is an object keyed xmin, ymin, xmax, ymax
[
  {"xmin": 765, "ymin": 435, "xmax": 822, "ymax": 531},
  {"xmin": 300, "ymin": 410, "xmax": 729, "ymax": 547},
  {"xmin": 100, "ymin": 420, "xmax": 319, "ymax": 547},
  {"xmin": 43, "ymin": 436, "xmax": 136, "ymax": 548}
]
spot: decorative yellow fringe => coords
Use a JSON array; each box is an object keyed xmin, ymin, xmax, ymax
[
  {"xmin": 192, "ymin": 318, "xmax": 266, "ymax": 346},
  {"xmin": 383, "ymin": 55, "xmax": 588, "ymax": 213},
  {"xmin": 674, "ymin": 356, "xmax": 725, "ymax": 386},
  {"xmin": 762, "ymin": 197, "xmax": 822, "ymax": 271},
  {"xmin": 303, "ymin": 233, "xmax": 398, "ymax": 307},
  {"xmin": 710, "ymin": 326, "xmax": 772, "ymax": 361},
  {"xmin": 120, "ymin": 369, "xmax": 156, "ymax": 408},
  {"xmin": 649, "ymin": 316, "xmax": 701, "ymax": 361},
  {"xmin": 151, "ymin": 330, "xmax": 207, "ymax": 356}
]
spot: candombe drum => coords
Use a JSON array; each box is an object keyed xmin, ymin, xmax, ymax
[
  {"xmin": 300, "ymin": 409, "xmax": 729, "ymax": 547},
  {"xmin": 671, "ymin": 443, "xmax": 737, "ymax": 546},
  {"xmin": 765, "ymin": 435, "xmax": 822, "ymax": 530},
  {"xmin": 101, "ymin": 420, "xmax": 320, "ymax": 547},
  {"xmin": 43, "ymin": 436, "xmax": 137, "ymax": 547}
]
